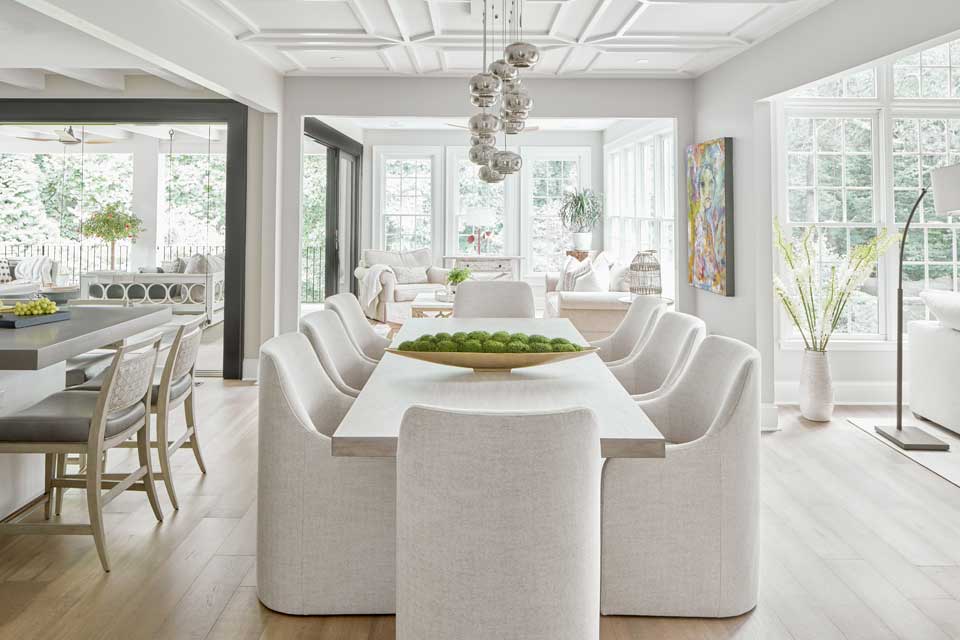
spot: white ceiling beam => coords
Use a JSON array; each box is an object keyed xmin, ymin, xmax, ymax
[
  {"xmin": 172, "ymin": 124, "xmax": 223, "ymax": 140},
  {"xmin": 406, "ymin": 46, "xmax": 424, "ymax": 74},
  {"xmin": 578, "ymin": 0, "xmax": 614, "ymax": 43},
  {"xmin": 0, "ymin": 69, "xmax": 46, "ymax": 90},
  {"xmin": 554, "ymin": 47, "xmax": 575, "ymax": 75},
  {"xmin": 210, "ymin": 0, "xmax": 259, "ymax": 33},
  {"xmin": 14, "ymin": 0, "xmax": 283, "ymax": 113},
  {"xmin": 592, "ymin": 44, "xmax": 738, "ymax": 53},
  {"xmin": 238, "ymin": 28, "xmax": 372, "ymax": 41},
  {"xmin": 278, "ymin": 44, "xmax": 394, "ymax": 51},
  {"xmin": 346, "ymin": 0, "xmax": 376, "ymax": 34},
  {"xmin": 80, "ymin": 125, "xmax": 132, "ymax": 140},
  {"xmin": 117, "ymin": 124, "xmax": 174, "ymax": 139},
  {"xmin": 384, "ymin": 0, "xmax": 409, "ymax": 42},
  {"xmin": 140, "ymin": 66, "xmax": 200, "ymax": 90},
  {"xmin": 377, "ymin": 49, "xmax": 398, "ymax": 73},
  {"xmin": 45, "ymin": 67, "xmax": 126, "ymax": 90},
  {"xmin": 582, "ymin": 50, "xmax": 603, "ymax": 73},
  {"xmin": 426, "ymin": 0, "xmax": 441, "ymax": 37},
  {"xmin": 615, "ymin": 2, "xmax": 650, "ymax": 37}
]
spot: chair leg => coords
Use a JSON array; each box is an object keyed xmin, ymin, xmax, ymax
[
  {"xmin": 138, "ymin": 422, "xmax": 165, "ymax": 522},
  {"xmin": 54, "ymin": 454, "xmax": 66, "ymax": 516},
  {"xmin": 43, "ymin": 453, "xmax": 54, "ymax": 520},
  {"xmin": 85, "ymin": 451, "xmax": 110, "ymax": 572},
  {"xmin": 155, "ymin": 409, "xmax": 180, "ymax": 510},
  {"xmin": 184, "ymin": 393, "xmax": 207, "ymax": 474}
]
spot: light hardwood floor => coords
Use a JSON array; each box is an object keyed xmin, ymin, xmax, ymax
[{"xmin": 2, "ymin": 387, "xmax": 960, "ymax": 640}]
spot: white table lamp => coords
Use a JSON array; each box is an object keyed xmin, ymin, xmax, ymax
[{"xmin": 875, "ymin": 162, "xmax": 960, "ymax": 451}]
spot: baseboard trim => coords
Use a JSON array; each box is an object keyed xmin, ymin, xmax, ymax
[
  {"xmin": 775, "ymin": 380, "xmax": 903, "ymax": 405},
  {"xmin": 242, "ymin": 357, "xmax": 259, "ymax": 381},
  {"xmin": 761, "ymin": 403, "xmax": 779, "ymax": 432}
]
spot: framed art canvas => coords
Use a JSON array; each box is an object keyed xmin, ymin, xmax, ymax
[{"xmin": 687, "ymin": 137, "xmax": 734, "ymax": 296}]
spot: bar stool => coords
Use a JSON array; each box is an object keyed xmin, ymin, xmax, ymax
[
  {"xmin": 73, "ymin": 314, "xmax": 207, "ymax": 510},
  {"xmin": 0, "ymin": 334, "xmax": 165, "ymax": 572}
]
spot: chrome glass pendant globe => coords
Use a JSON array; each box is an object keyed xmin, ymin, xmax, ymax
[
  {"xmin": 471, "ymin": 93, "xmax": 498, "ymax": 108},
  {"xmin": 471, "ymin": 132, "xmax": 497, "ymax": 146},
  {"xmin": 489, "ymin": 58, "xmax": 519, "ymax": 82},
  {"xmin": 505, "ymin": 41, "xmax": 540, "ymax": 69},
  {"xmin": 479, "ymin": 164, "xmax": 505, "ymax": 183},
  {"xmin": 491, "ymin": 149, "xmax": 522, "ymax": 175},
  {"xmin": 502, "ymin": 118, "xmax": 526, "ymax": 135},
  {"xmin": 468, "ymin": 112, "xmax": 501, "ymax": 134},
  {"xmin": 502, "ymin": 89, "xmax": 533, "ymax": 115},
  {"xmin": 469, "ymin": 72, "xmax": 501, "ymax": 97},
  {"xmin": 469, "ymin": 143, "xmax": 497, "ymax": 166}
]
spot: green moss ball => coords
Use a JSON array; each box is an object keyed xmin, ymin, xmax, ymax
[
  {"xmin": 398, "ymin": 341, "xmax": 417, "ymax": 351},
  {"xmin": 417, "ymin": 334, "xmax": 437, "ymax": 343},
  {"xmin": 550, "ymin": 337, "xmax": 571, "ymax": 346},
  {"xmin": 414, "ymin": 340, "xmax": 437, "ymax": 352},
  {"xmin": 459, "ymin": 339, "xmax": 483, "ymax": 352},
  {"xmin": 530, "ymin": 342, "xmax": 554, "ymax": 353},
  {"xmin": 508, "ymin": 333, "xmax": 530, "ymax": 343},
  {"xmin": 491, "ymin": 331, "xmax": 512, "ymax": 343},
  {"xmin": 529, "ymin": 334, "xmax": 549, "ymax": 344},
  {"xmin": 451, "ymin": 332, "xmax": 469, "ymax": 342},
  {"xmin": 435, "ymin": 332, "xmax": 452, "ymax": 342},
  {"xmin": 436, "ymin": 340, "xmax": 458, "ymax": 352},
  {"xmin": 467, "ymin": 331, "xmax": 491, "ymax": 342},
  {"xmin": 553, "ymin": 343, "xmax": 577, "ymax": 353},
  {"xmin": 505, "ymin": 341, "xmax": 530, "ymax": 353},
  {"xmin": 483, "ymin": 340, "xmax": 506, "ymax": 353}
]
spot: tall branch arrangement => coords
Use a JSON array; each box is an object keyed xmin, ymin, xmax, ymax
[{"xmin": 773, "ymin": 220, "xmax": 896, "ymax": 352}]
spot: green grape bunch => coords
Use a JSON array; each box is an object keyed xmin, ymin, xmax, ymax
[{"xmin": 13, "ymin": 297, "xmax": 59, "ymax": 317}]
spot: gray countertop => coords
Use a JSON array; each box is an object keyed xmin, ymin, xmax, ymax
[{"xmin": 0, "ymin": 305, "xmax": 173, "ymax": 370}]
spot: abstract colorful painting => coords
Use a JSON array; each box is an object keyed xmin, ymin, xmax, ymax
[{"xmin": 687, "ymin": 137, "xmax": 734, "ymax": 296}]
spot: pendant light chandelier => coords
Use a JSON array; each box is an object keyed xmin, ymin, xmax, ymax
[{"xmin": 468, "ymin": 0, "xmax": 539, "ymax": 184}]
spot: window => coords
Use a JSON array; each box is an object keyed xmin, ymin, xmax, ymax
[
  {"xmin": 158, "ymin": 152, "xmax": 227, "ymax": 255},
  {"xmin": 893, "ymin": 39, "xmax": 960, "ymax": 99},
  {"xmin": 604, "ymin": 129, "xmax": 676, "ymax": 299},
  {"xmin": 445, "ymin": 148, "xmax": 506, "ymax": 256},
  {"xmin": 373, "ymin": 147, "xmax": 441, "ymax": 257},
  {"xmin": 777, "ymin": 40, "xmax": 960, "ymax": 345},
  {"xmin": 790, "ymin": 69, "xmax": 877, "ymax": 99},
  {"xmin": 520, "ymin": 147, "xmax": 591, "ymax": 275}
]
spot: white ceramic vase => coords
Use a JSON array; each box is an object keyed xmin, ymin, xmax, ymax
[
  {"xmin": 799, "ymin": 349, "xmax": 834, "ymax": 422},
  {"xmin": 572, "ymin": 232, "xmax": 592, "ymax": 250}
]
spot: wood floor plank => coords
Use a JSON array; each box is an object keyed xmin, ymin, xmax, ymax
[{"xmin": 206, "ymin": 586, "xmax": 271, "ymax": 640}]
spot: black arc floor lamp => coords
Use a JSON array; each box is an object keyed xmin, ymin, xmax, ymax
[{"xmin": 875, "ymin": 163, "xmax": 960, "ymax": 451}]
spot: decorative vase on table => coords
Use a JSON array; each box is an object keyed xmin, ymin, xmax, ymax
[
  {"xmin": 799, "ymin": 350, "xmax": 833, "ymax": 422},
  {"xmin": 571, "ymin": 232, "xmax": 592, "ymax": 251}
]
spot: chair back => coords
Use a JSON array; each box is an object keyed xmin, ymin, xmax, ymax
[
  {"xmin": 325, "ymin": 293, "xmax": 389, "ymax": 360},
  {"xmin": 452, "ymin": 280, "xmax": 535, "ymax": 318},
  {"xmin": 90, "ymin": 333, "xmax": 162, "ymax": 448},
  {"xmin": 604, "ymin": 297, "xmax": 666, "ymax": 361},
  {"xmin": 619, "ymin": 312, "xmax": 705, "ymax": 395},
  {"xmin": 157, "ymin": 315, "xmax": 205, "ymax": 406},
  {"xmin": 259, "ymin": 332, "xmax": 353, "ymax": 440},
  {"xmin": 397, "ymin": 405, "xmax": 600, "ymax": 640},
  {"xmin": 300, "ymin": 309, "xmax": 374, "ymax": 395}
]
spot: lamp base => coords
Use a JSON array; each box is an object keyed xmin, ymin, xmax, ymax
[{"xmin": 874, "ymin": 425, "xmax": 950, "ymax": 451}]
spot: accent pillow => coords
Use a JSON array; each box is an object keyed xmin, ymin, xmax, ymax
[
  {"xmin": 161, "ymin": 258, "xmax": 185, "ymax": 274},
  {"xmin": 393, "ymin": 265, "xmax": 429, "ymax": 284},
  {"xmin": 558, "ymin": 256, "xmax": 591, "ymax": 292},
  {"xmin": 13, "ymin": 256, "xmax": 51, "ymax": 283},
  {"xmin": 573, "ymin": 253, "xmax": 611, "ymax": 292},
  {"xmin": 0, "ymin": 258, "xmax": 10, "ymax": 284},
  {"xmin": 920, "ymin": 290, "xmax": 960, "ymax": 331},
  {"xmin": 139, "ymin": 266, "xmax": 163, "ymax": 274},
  {"xmin": 609, "ymin": 261, "xmax": 631, "ymax": 292}
]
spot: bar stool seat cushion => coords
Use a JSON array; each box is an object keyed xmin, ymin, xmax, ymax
[
  {"xmin": 74, "ymin": 369, "xmax": 192, "ymax": 406},
  {"xmin": 0, "ymin": 391, "xmax": 146, "ymax": 443}
]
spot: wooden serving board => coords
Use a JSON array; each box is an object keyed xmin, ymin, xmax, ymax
[{"xmin": 0, "ymin": 310, "xmax": 71, "ymax": 329}]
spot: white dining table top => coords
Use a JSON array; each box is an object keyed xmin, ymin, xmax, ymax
[{"xmin": 332, "ymin": 317, "xmax": 665, "ymax": 459}]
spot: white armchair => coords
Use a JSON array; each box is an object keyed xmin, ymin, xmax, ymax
[
  {"xmin": 600, "ymin": 335, "xmax": 761, "ymax": 618},
  {"xmin": 257, "ymin": 332, "xmax": 396, "ymax": 615},
  {"xmin": 590, "ymin": 296, "xmax": 667, "ymax": 364},
  {"xmin": 353, "ymin": 248, "xmax": 449, "ymax": 323},
  {"xmin": 299, "ymin": 310, "xmax": 375, "ymax": 397}
]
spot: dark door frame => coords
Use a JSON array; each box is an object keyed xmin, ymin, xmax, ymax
[
  {"xmin": 0, "ymin": 99, "xmax": 248, "ymax": 379},
  {"xmin": 303, "ymin": 117, "xmax": 363, "ymax": 296}
]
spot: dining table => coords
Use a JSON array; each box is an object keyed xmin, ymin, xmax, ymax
[
  {"xmin": 332, "ymin": 317, "xmax": 665, "ymax": 459},
  {"xmin": 0, "ymin": 304, "xmax": 173, "ymax": 519}
]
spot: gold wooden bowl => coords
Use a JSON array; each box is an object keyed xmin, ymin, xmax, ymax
[{"xmin": 384, "ymin": 346, "xmax": 598, "ymax": 372}]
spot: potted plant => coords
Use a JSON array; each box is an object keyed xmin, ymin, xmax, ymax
[
  {"xmin": 558, "ymin": 188, "xmax": 603, "ymax": 251},
  {"xmin": 773, "ymin": 220, "xmax": 896, "ymax": 421},
  {"xmin": 446, "ymin": 266, "xmax": 472, "ymax": 295},
  {"xmin": 82, "ymin": 202, "xmax": 145, "ymax": 271}
]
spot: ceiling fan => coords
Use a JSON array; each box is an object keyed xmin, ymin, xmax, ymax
[
  {"xmin": 446, "ymin": 122, "xmax": 540, "ymax": 132},
  {"xmin": 17, "ymin": 125, "xmax": 113, "ymax": 145}
]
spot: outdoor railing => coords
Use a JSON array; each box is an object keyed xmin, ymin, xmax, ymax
[
  {"xmin": 0, "ymin": 243, "xmax": 130, "ymax": 285},
  {"xmin": 161, "ymin": 245, "xmax": 225, "ymax": 261},
  {"xmin": 301, "ymin": 245, "xmax": 325, "ymax": 304}
]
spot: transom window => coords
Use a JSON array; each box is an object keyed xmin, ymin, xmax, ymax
[{"xmin": 893, "ymin": 39, "xmax": 960, "ymax": 99}]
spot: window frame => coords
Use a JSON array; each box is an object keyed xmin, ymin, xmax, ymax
[
  {"xmin": 443, "ymin": 146, "xmax": 518, "ymax": 258},
  {"xmin": 372, "ymin": 145, "xmax": 443, "ymax": 261}
]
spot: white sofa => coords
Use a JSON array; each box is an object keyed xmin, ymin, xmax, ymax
[
  {"xmin": 909, "ymin": 319, "xmax": 960, "ymax": 433},
  {"xmin": 0, "ymin": 257, "xmax": 58, "ymax": 298},
  {"xmin": 544, "ymin": 273, "xmax": 629, "ymax": 341},
  {"xmin": 353, "ymin": 248, "xmax": 449, "ymax": 323}
]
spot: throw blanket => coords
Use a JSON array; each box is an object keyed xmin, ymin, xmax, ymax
[
  {"xmin": 14, "ymin": 256, "xmax": 51, "ymax": 284},
  {"xmin": 359, "ymin": 264, "xmax": 394, "ymax": 309}
]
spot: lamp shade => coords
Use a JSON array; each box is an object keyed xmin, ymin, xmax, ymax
[{"xmin": 931, "ymin": 163, "xmax": 960, "ymax": 215}]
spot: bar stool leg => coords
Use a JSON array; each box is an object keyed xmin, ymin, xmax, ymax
[
  {"xmin": 184, "ymin": 394, "xmax": 207, "ymax": 474},
  {"xmin": 154, "ymin": 409, "xmax": 179, "ymax": 511},
  {"xmin": 54, "ymin": 454, "xmax": 66, "ymax": 516},
  {"xmin": 43, "ymin": 454, "xmax": 54, "ymax": 520},
  {"xmin": 85, "ymin": 451, "xmax": 110, "ymax": 572},
  {"xmin": 138, "ymin": 422, "xmax": 164, "ymax": 522}
]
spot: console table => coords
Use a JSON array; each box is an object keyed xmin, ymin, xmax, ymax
[{"xmin": 442, "ymin": 255, "xmax": 523, "ymax": 280}]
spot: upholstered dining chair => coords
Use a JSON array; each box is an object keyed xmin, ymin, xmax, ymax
[
  {"xmin": 0, "ymin": 334, "xmax": 165, "ymax": 572},
  {"xmin": 590, "ymin": 296, "xmax": 666, "ymax": 364},
  {"xmin": 397, "ymin": 405, "xmax": 601, "ymax": 640},
  {"xmin": 601, "ymin": 336, "xmax": 761, "ymax": 618},
  {"xmin": 300, "ymin": 309, "xmax": 376, "ymax": 397},
  {"xmin": 257, "ymin": 332, "xmax": 396, "ymax": 615},
  {"xmin": 607, "ymin": 312, "xmax": 705, "ymax": 400},
  {"xmin": 325, "ymin": 292, "xmax": 391, "ymax": 363},
  {"xmin": 452, "ymin": 280, "xmax": 536, "ymax": 318}
]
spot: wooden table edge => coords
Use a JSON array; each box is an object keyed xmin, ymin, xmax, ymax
[{"xmin": 331, "ymin": 436, "xmax": 665, "ymax": 459}]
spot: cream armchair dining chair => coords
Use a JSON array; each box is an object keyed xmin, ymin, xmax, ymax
[
  {"xmin": 300, "ymin": 309, "xmax": 375, "ymax": 397},
  {"xmin": 397, "ymin": 406, "xmax": 601, "ymax": 640},
  {"xmin": 452, "ymin": 280, "xmax": 535, "ymax": 318},
  {"xmin": 257, "ymin": 332, "xmax": 396, "ymax": 615},
  {"xmin": 607, "ymin": 312, "xmax": 705, "ymax": 400},
  {"xmin": 325, "ymin": 292, "xmax": 391, "ymax": 363},
  {"xmin": 601, "ymin": 336, "xmax": 761, "ymax": 618},
  {"xmin": 0, "ymin": 334, "xmax": 165, "ymax": 572},
  {"xmin": 590, "ymin": 297, "xmax": 667, "ymax": 364}
]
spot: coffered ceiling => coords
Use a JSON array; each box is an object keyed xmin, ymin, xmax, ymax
[{"xmin": 179, "ymin": 0, "xmax": 834, "ymax": 78}]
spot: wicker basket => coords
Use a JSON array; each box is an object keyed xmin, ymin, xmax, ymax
[{"xmin": 629, "ymin": 250, "xmax": 662, "ymax": 296}]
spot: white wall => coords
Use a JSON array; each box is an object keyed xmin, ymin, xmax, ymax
[
  {"xmin": 275, "ymin": 76, "xmax": 695, "ymax": 332},
  {"xmin": 692, "ymin": 0, "xmax": 960, "ymax": 420}
]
